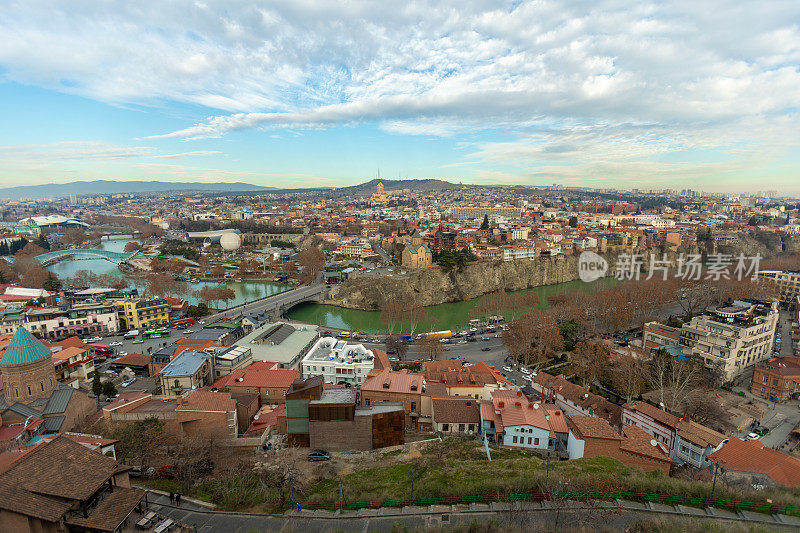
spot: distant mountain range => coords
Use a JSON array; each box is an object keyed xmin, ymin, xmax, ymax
[{"xmin": 0, "ymin": 180, "xmax": 276, "ymax": 199}]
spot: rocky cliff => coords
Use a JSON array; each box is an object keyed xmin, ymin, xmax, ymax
[
  {"xmin": 327, "ymin": 230, "xmax": 797, "ymax": 310},
  {"xmin": 328, "ymin": 254, "xmax": 598, "ymax": 310}
]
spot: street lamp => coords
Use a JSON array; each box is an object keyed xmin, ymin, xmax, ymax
[{"xmin": 710, "ymin": 461, "xmax": 726, "ymax": 505}]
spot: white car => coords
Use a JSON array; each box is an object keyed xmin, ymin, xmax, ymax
[
  {"xmin": 746, "ymin": 432, "xmax": 760, "ymax": 441},
  {"xmin": 121, "ymin": 378, "xmax": 136, "ymax": 388},
  {"xmin": 117, "ymin": 351, "xmax": 128, "ymax": 357},
  {"xmin": 502, "ymin": 366, "xmax": 513, "ymax": 372},
  {"xmin": 183, "ymin": 330, "xmax": 194, "ymax": 334},
  {"xmin": 520, "ymin": 367, "xmax": 531, "ymax": 375},
  {"xmin": 83, "ymin": 336, "xmax": 102, "ymax": 343},
  {"xmin": 109, "ymin": 341, "xmax": 123, "ymax": 347}
]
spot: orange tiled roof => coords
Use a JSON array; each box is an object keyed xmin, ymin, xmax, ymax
[
  {"xmin": 178, "ymin": 389, "xmax": 236, "ymax": 413},
  {"xmin": 213, "ymin": 362, "xmax": 298, "ymax": 390},
  {"xmin": 361, "ymin": 369, "xmax": 424, "ymax": 394},
  {"xmin": 709, "ymin": 438, "xmax": 800, "ymax": 487},
  {"xmin": 620, "ymin": 425, "xmax": 673, "ymax": 463}
]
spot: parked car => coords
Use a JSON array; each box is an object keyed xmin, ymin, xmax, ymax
[
  {"xmin": 502, "ymin": 366, "xmax": 513, "ymax": 372},
  {"xmin": 117, "ymin": 351, "xmax": 128, "ymax": 357},
  {"xmin": 746, "ymin": 432, "xmax": 760, "ymax": 441},
  {"xmin": 121, "ymin": 377, "xmax": 136, "ymax": 388},
  {"xmin": 131, "ymin": 339, "xmax": 144, "ymax": 344},
  {"xmin": 109, "ymin": 341, "xmax": 123, "ymax": 347},
  {"xmin": 156, "ymin": 465, "xmax": 178, "ymax": 479},
  {"xmin": 308, "ymin": 449, "xmax": 331, "ymax": 461},
  {"xmin": 481, "ymin": 346, "xmax": 491, "ymax": 352},
  {"xmin": 754, "ymin": 426, "xmax": 770, "ymax": 436},
  {"xmin": 481, "ymin": 336, "xmax": 490, "ymax": 341}
]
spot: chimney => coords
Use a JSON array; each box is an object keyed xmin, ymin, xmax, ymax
[{"xmin": 498, "ymin": 401, "xmax": 505, "ymax": 408}]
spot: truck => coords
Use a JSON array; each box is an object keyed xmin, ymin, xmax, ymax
[
  {"xmin": 421, "ymin": 330, "xmax": 452, "ymax": 340},
  {"xmin": 123, "ymin": 329, "xmax": 139, "ymax": 339}
]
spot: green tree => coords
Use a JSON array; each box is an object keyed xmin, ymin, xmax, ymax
[
  {"xmin": 568, "ymin": 216, "xmax": 578, "ymax": 227},
  {"xmin": 42, "ymin": 273, "xmax": 62, "ymax": 291},
  {"xmin": 480, "ymin": 214, "xmax": 489, "ymax": 230},
  {"xmin": 92, "ymin": 372, "xmax": 103, "ymax": 396},
  {"xmin": 102, "ymin": 381, "xmax": 117, "ymax": 398}
]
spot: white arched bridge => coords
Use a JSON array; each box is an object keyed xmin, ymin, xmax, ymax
[{"xmin": 35, "ymin": 248, "xmax": 136, "ymax": 266}]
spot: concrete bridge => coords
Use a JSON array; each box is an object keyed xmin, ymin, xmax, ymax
[
  {"xmin": 206, "ymin": 282, "xmax": 328, "ymax": 322},
  {"xmin": 34, "ymin": 248, "xmax": 137, "ymax": 266}
]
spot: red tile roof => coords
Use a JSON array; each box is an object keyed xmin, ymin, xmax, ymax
[
  {"xmin": 361, "ymin": 369, "xmax": 424, "ymax": 394},
  {"xmin": 178, "ymin": 389, "xmax": 236, "ymax": 413},
  {"xmin": 568, "ymin": 415, "xmax": 624, "ymax": 441},
  {"xmin": 623, "ymin": 401, "xmax": 680, "ymax": 429},
  {"xmin": 213, "ymin": 362, "xmax": 298, "ymax": 390},
  {"xmin": 431, "ymin": 397, "xmax": 481, "ymax": 424},
  {"xmin": 709, "ymin": 438, "xmax": 800, "ymax": 487},
  {"xmin": 620, "ymin": 425, "xmax": 674, "ymax": 463}
]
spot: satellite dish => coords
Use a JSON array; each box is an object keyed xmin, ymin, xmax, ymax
[
  {"xmin": 220, "ymin": 232, "xmax": 241, "ymax": 251},
  {"xmin": 650, "ymin": 439, "xmax": 658, "ymax": 447}
]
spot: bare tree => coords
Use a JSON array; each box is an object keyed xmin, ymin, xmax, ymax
[
  {"xmin": 418, "ymin": 336, "xmax": 445, "ymax": 361},
  {"xmin": 502, "ymin": 309, "xmax": 564, "ymax": 370},
  {"xmin": 610, "ymin": 355, "xmax": 646, "ymax": 403},
  {"xmin": 571, "ymin": 341, "xmax": 609, "ymax": 387},
  {"xmin": 647, "ymin": 349, "xmax": 703, "ymax": 412}
]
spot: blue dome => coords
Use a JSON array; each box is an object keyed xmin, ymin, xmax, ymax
[{"xmin": 0, "ymin": 328, "xmax": 51, "ymax": 367}]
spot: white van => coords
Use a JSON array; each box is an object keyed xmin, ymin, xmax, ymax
[{"xmin": 123, "ymin": 329, "xmax": 139, "ymax": 339}]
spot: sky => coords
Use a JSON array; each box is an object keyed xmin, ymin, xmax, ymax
[{"xmin": 1, "ymin": 1, "xmax": 799, "ymax": 193}]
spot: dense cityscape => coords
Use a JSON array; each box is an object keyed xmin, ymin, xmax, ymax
[
  {"xmin": 0, "ymin": 179, "xmax": 797, "ymax": 531},
  {"xmin": 2, "ymin": 1, "xmax": 800, "ymax": 532}
]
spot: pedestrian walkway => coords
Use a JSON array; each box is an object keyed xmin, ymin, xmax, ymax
[{"xmin": 139, "ymin": 491, "xmax": 800, "ymax": 533}]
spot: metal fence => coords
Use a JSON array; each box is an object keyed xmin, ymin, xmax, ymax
[{"xmin": 301, "ymin": 490, "xmax": 800, "ymax": 517}]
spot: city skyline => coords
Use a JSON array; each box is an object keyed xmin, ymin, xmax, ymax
[{"xmin": 1, "ymin": 1, "xmax": 799, "ymax": 193}]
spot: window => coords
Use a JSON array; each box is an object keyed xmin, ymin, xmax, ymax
[
  {"xmin": 40, "ymin": 382, "xmax": 44, "ymax": 391},
  {"xmin": 513, "ymin": 436, "xmax": 518, "ymax": 443},
  {"xmin": 411, "ymin": 402, "xmax": 416, "ymax": 411},
  {"xmin": 443, "ymin": 424, "xmax": 449, "ymax": 432},
  {"xmin": 469, "ymin": 424, "xmax": 474, "ymax": 431},
  {"xmin": 459, "ymin": 424, "xmax": 465, "ymax": 432},
  {"xmin": 534, "ymin": 438, "xmax": 539, "ymax": 445},
  {"xmin": 27, "ymin": 386, "xmax": 31, "ymax": 395},
  {"xmin": 527, "ymin": 437, "xmax": 532, "ymax": 445}
]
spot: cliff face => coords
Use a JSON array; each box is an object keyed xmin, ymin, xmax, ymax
[
  {"xmin": 328, "ymin": 254, "xmax": 594, "ymax": 310},
  {"xmin": 327, "ymin": 231, "xmax": 795, "ymax": 310}
]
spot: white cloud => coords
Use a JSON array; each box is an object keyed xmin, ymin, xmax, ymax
[{"xmin": 1, "ymin": 0, "xmax": 800, "ymax": 186}]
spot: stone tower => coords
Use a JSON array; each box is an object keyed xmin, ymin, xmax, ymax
[{"xmin": 0, "ymin": 328, "xmax": 57, "ymax": 404}]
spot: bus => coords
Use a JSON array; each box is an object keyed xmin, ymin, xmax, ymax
[
  {"xmin": 89, "ymin": 344, "xmax": 114, "ymax": 358},
  {"xmin": 142, "ymin": 328, "xmax": 171, "ymax": 339},
  {"xmin": 170, "ymin": 317, "xmax": 195, "ymax": 329}
]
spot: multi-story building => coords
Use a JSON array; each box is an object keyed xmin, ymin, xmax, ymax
[
  {"xmin": 758, "ymin": 270, "xmax": 800, "ymax": 306},
  {"xmin": 643, "ymin": 298, "xmax": 779, "ymax": 382},
  {"xmin": 158, "ymin": 349, "xmax": 214, "ymax": 397},
  {"xmin": 452, "ymin": 206, "xmax": 523, "ymax": 222},
  {"xmin": 1, "ymin": 303, "xmax": 119, "ymax": 339},
  {"xmin": 480, "ymin": 390, "xmax": 568, "ymax": 453},
  {"xmin": 213, "ymin": 361, "xmax": 299, "ymax": 405},
  {"xmin": 360, "ymin": 369, "xmax": 426, "ymax": 429},
  {"xmin": 115, "ymin": 298, "xmax": 170, "ymax": 330},
  {"xmin": 301, "ymin": 337, "xmax": 377, "ymax": 386},
  {"xmin": 501, "ymin": 244, "xmax": 537, "ymax": 261},
  {"xmin": 751, "ymin": 357, "xmax": 800, "ymax": 402}
]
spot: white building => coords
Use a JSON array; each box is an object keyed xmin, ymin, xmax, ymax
[
  {"xmin": 1, "ymin": 304, "xmax": 119, "ymax": 339},
  {"xmin": 301, "ymin": 337, "xmax": 376, "ymax": 386}
]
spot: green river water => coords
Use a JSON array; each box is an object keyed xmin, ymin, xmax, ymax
[
  {"xmin": 47, "ymin": 236, "xmax": 613, "ymax": 328},
  {"xmin": 287, "ymin": 277, "xmax": 614, "ymax": 334}
]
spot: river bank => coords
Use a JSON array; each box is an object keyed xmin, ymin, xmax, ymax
[
  {"xmin": 327, "ymin": 253, "xmax": 610, "ymax": 310},
  {"xmin": 45, "ymin": 235, "xmax": 290, "ymax": 308},
  {"xmin": 288, "ymin": 277, "xmax": 613, "ymax": 333}
]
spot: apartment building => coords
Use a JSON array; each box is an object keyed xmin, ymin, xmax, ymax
[
  {"xmin": 751, "ymin": 357, "xmax": 800, "ymax": 402},
  {"xmin": 301, "ymin": 337, "xmax": 377, "ymax": 386},
  {"xmin": 452, "ymin": 206, "xmax": 523, "ymax": 221},
  {"xmin": 115, "ymin": 298, "xmax": 170, "ymax": 330},
  {"xmin": 644, "ymin": 298, "xmax": 779, "ymax": 382},
  {"xmin": 501, "ymin": 244, "xmax": 537, "ymax": 261},
  {"xmin": 480, "ymin": 390, "xmax": 568, "ymax": 453},
  {"xmin": 1, "ymin": 303, "xmax": 119, "ymax": 339},
  {"xmin": 759, "ymin": 270, "xmax": 800, "ymax": 306}
]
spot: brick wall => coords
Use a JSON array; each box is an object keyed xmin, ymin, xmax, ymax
[
  {"xmin": 59, "ymin": 389, "xmax": 96, "ymax": 432},
  {"xmin": 309, "ymin": 416, "xmax": 372, "ymax": 451}
]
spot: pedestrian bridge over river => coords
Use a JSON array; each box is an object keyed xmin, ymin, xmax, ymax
[{"xmin": 34, "ymin": 248, "xmax": 136, "ymax": 266}]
